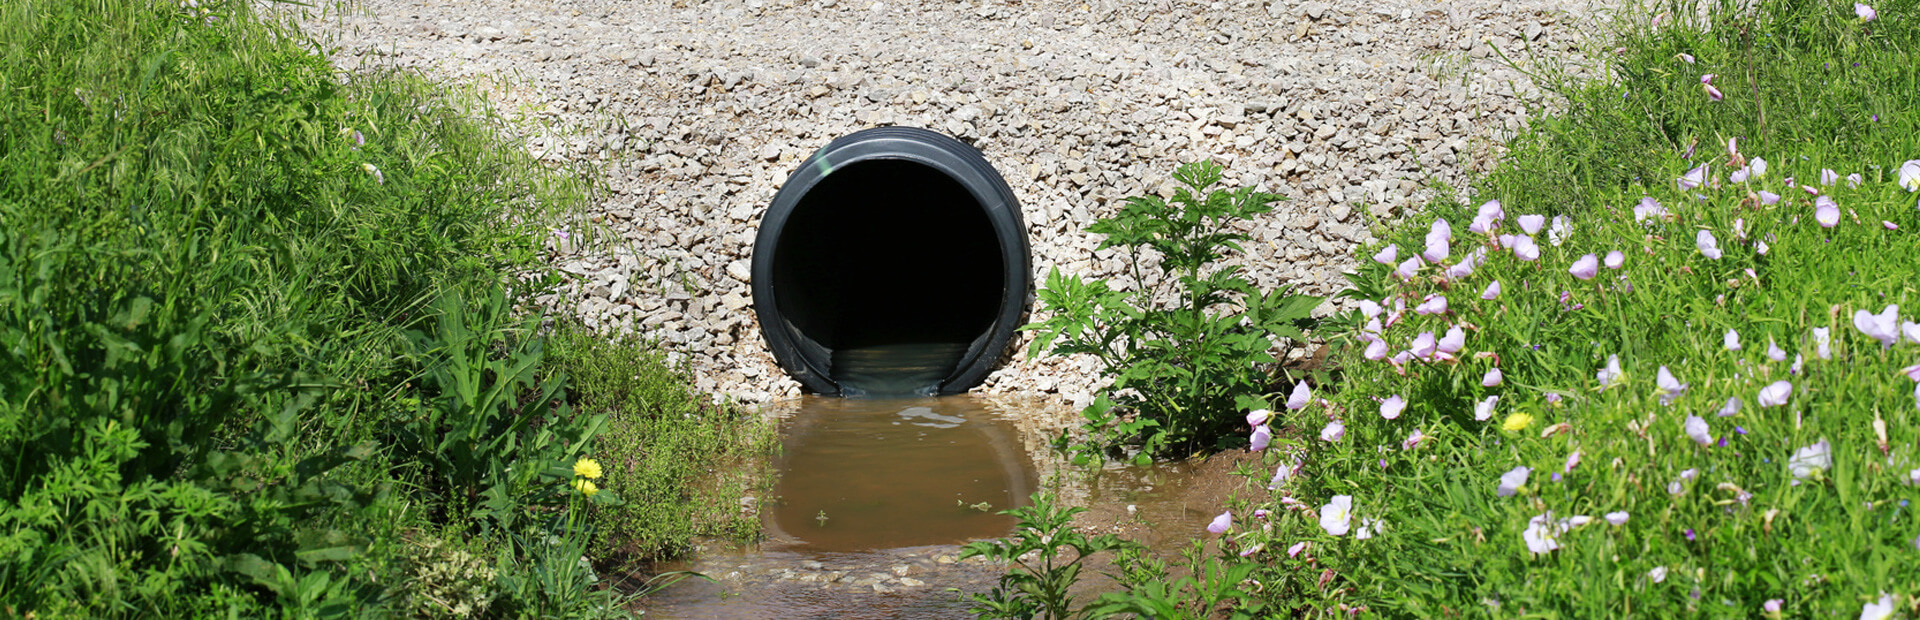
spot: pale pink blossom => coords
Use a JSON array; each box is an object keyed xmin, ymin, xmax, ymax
[
  {"xmin": 1474, "ymin": 395, "xmax": 1498, "ymax": 421},
  {"xmin": 1482, "ymin": 280, "xmax": 1503, "ymax": 300},
  {"xmin": 1759, "ymin": 380, "xmax": 1793, "ymax": 407},
  {"xmin": 1380, "ymin": 395, "xmax": 1407, "ymax": 420},
  {"xmin": 1320, "ymin": 495, "xmax": 1353, "ymax": 536},
  {"xmin": 1767, "ymin": 337, "xmax": 1787, "ymax": 362},
  {"xmin": 1269, "ymin": 463, "xmax": 1296, "ymax": 490},
  {"xmin": 1633, "ymin": 197, "xmax": 1668, "ymax": 222},
  {"xmin": 1522, "ymin": 513, "xmax": 1561, "ymax": 554},
  {"xmin": 1898, "ymin": 160, "xmax": 1920, "ymax": 192},
  {"xmin": 1569, "ymin": 254, "xmax": 1599, "ymax": 280},
  {"xmin": 1657, "ymin": 366, "xmax": 1687, "ymax": 404},
  {"xmin": 1483, "ymin": 367, "xmax": 1504, "ymax": 387},
  {"xmin": 1821, "ymin": 168, "xmax": 1840, "ymax": 186},
  {"xmin": 1685, "ymin": 415, "xmax": 1712, "ymax": 446},
  {"xmin": 1725, "ymin": 328, "xmax": 1742, "ymax": 351},
  {"xmin": 1717, "ymin": 396, "xmax": 1743, "ymax": 417},
  {"xmin": 1497, "ymin": 466, "xmax": 1531, "ymax": 497},
  {"xmin": 1548, "ymin": 216, "xmax": 1572, "ymax": 246},
  {"xmin": 1364, "ymin": 339, "xmax": 1389, "ymax": 361},
  {"xmin": 1287, "ymin": 382, "xmax": 1312, "ymax": 410},
  {"xmin": 1604, "ymin": 511, "xmax": 1629, "ymax": 526},
  {"xmin": 1437, "ymin": 326, "xmax": 1466, "ymax": 356},
  {"xmin": 1321, "ymin": 420, "xmax": 1345, "ymax": 442},
  {"xmin": 1250, "ymin": 424, "xmax": 1273, "ymax": 451},
  {"xmin": 1410, "ymin": 331, "xmax": 1437, "ymax": 359},
  {"xmin": 1513, "ymin": 235, "xmax": 1541, "ymax": 261},
  {"xmin": 1816, "ymin": 195, "xmax": 1841, "ymax": 228},
  {"xmin": 1697, "ymin": 230, "xmax": 1723, "ymax": 259},
  {"xmin": 1424, "ymin": 219, "xmax": 1453, "ymax": 263},
  {"xmin": 1403, "ymin": 430, "xmax": 1427, "ymax": 450},
  {"xmin": 1415, "ymin": 294, "xmax": 1449, "ymax": 315},
  {"xmin": 1287, "ymin": 541, "xmax": 1309, "ymax": 557},
  {"xmin": 1862, "ymin": 593, "xmax": 1894, "ymax": 620},
  {"xmin": 1518, "ymin": 214, "xmax": 1546, "ymax": 235},
  {"xmin": 1246, "ymin": 409, "xmax": 1272, "ymax": 427},
  {"xmin": 1597, "ymin": 354, "xmax": 1625, "ymax": 389},
  {"xmin": 1394, "ymin": 256, "xmax": 1423, "ymax": 281},
  {"xmin": 1373, "ymin": 244, "xmax": 1399, "ymax": 266},
  {"xmin": 1854, "ymin": 304, "xmax": 1902, "ymax": 348},
  {"xmin": 1604, "ymin": 251, "xmax": 1625, "ymax": 269},
  {"xmin": 1565, "ymin": 450, "xmax": 1581, "ymax": 473},
  {"xmin": 1679, "ymin": 165, "xmax": 1709, "ymax": 190},
  {"xmin": 1208, "ymin": 511, "xmax": 1233, "ymax": 534},
  {"xmin": 1856, "ymin": 3, "xmax": 1878, "ymax": 22},
  {"xmin": 1813, "ymin": 327, "xmax": 1832, "ymax": 359}
]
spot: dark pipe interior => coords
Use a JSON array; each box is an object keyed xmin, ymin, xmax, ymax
[{"xmin": 771, "ymin": 159, "xmax": 1004, "ymax": 395}]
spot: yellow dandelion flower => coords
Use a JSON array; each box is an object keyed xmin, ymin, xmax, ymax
[
  {"xmin": 573, "ymin": 458, "xmax": 603, "ymax": 480},
  {"xmin": 1501, "ymin": 412, "xmax": 1534, "ymax": 433},
  {"xmin": 571, "ymin": 478, "xmax": 599, "ymax": 497}
]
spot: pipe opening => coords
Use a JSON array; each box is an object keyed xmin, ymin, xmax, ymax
[{"xmin": 771, "ymin": 159, "xmax": 1005, "ymax": 396}]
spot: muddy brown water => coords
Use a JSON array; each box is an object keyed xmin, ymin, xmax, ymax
[{"xmin": 636, "ymin": 394, "xmax": 1247, "ymax": 619}]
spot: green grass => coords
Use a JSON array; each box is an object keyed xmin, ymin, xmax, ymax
[
  {"xmin": 0, "ymin": 0, "xmax": 766, "ymax": 616},
  {"xmin": 1210, "ymin": 0, "xmax": 1920, "ymax": 616}
]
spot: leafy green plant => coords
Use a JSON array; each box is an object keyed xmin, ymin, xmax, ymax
[
  {"xmin": 959, "ymin": 493, "xmax": 1142, "ymax": 620},
  {"xmin": 1085, "ymin": 544, "xmax": 1269, "ymax": 620},
  {"xmin": 398, "ymin": 288, "xmax": 606, "ymax": 533},
  {"xmin": 1024, "ymin": 161, "xmax": 1322, "ymax": 462}
]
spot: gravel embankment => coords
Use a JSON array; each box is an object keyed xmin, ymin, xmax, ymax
[{"xmin": 314, "ymin": 0, "xmax": 1621, "ymax": 405}]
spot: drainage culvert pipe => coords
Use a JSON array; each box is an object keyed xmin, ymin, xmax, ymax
[{"xmin": 751, "ymin": 127, "xmax": 1031, "ymax": 397}]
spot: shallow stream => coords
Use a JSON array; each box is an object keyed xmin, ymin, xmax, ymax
[{"xmin": 637, "ymin": 394, "xmax": 1244, "ymax": 619}]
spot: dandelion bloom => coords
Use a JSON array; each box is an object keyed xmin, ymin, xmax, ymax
[
  {"xmin": 574, "ymin": 458, "xmax": 604, "ymax": 480},
  {"xmin": 1483, "ymin": 367, "xmax": 1504, "ymax": 387},
  {"xmin": 571, "ymin": 478, "xmax": 600, "ymax": 496},
  {"xmin": 1604, "ymin": 511, "xmax": 1629, "ymax": 526},
  {"xmin": 1208, "ymin": 511, "xmax": 1233, "ymax": 534},
  {"xmin": 1321, "ymin": 420, "xmax": 1346, "ymax": 442},
  {"xmin": 1696, "ymin": 230, "xmax": 1723, "ymax": 260},
  {"xmin": 1788, "ymin": 438, "xmax": 1832, "ymax": 479},
  {"xmin": 1380, "ymin": 395, "xmax": 1407, "ymax": 420},
  {"xmin": 1320, "ymin": 495, "xmax": 1354, "ymax": 536},
  {"xmin": 1475, "ymin": 395, "xmax": 1499, "ymax": 421},
  {"xmin": 1287, "ymin": 382, "xmax": 1312, "ymax": 410},
  {"xmin": 1502, "ymin": 412, "xmax": 1533, "ymax": 432},
  {"xmin": 1482, "ymin": 280, "xmax": 1503, "ymax": 300},
  {"xmin": 1815, "ymin": 196, "xmax": 1841, "ymax": 228},
  {"xmin": 1497, "ymin": 466, "xmax": 1531, "ymax": 497}
]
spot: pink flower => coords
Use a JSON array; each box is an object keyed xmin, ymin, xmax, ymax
[
  {"xmin": 1899, "ymin": 160, "xmax": 1920, "ymax": 192},
  {"xmin": 1729, "ymin": 166, "xmax": 1751, "ymax": 183},
  {"xmin": 1758, "ymin": 380, "xmax": 1793, "ymax": 407},
  {"xmin": 1403, "ymin": 429, "xmax": 1427, "ymax": 450},
  {"xmin": 1903, "ymin": 321, "xmax": 1920, "ymax": 344},
  {"xmin": 1409, "ymin": 331, "xmax": 1437, "ymax": 359},
  {"xmin": 1788, "ymin": 438, "xmax": 1831, "ymax": 479},
  {"xmin": 1685, "ymin": 415, "xmax": 1712, "ymax": 446},
  {"xmin": 1437, "ymin": 326, "xmax": 1466, "ymax": 356},
  {"xmin": 1702, "ymin": 78, "xmax": 1723, "ymax": 102},
  {"xmin": 1320, "ymin": 495, "xmax": 1354, "ymax": 536},
  {"xmin": 1474, "ymin": 395, "xmax": 1498, "ymax": 421},
  {"xmin": 1415, "ymin": 294, "xmax": 1449, "ymax": 315},
  {"xmin": 1287, "ymin": 541, "xmax": 1308, "ymax": 557},
  {"xmin": 1887, "ymin": 221, "xmax": 1900, "ymax": 230},
  {"xmin": 1523, "ymin": 513, "xmax": 1561, "ymax": 554},
  {"xmin": 1854, "ymin": 304, "xmax": 1901, "ymax": 348},
  {"xmin": 1268, "ymin": 463, "xmax": 1296, "ymax": 490},
  {"xmin": 1250, "ymin": 424, "xmax": 1273, "ymax": 451},
  {"xmin": 1633, "ymin": 197, "xmax": 1668, "ymax": 222},
  {"xmin": 1482, "ymin": 280, "xmax": 1503, "ymax": 300},
  {"xmin": 1821, "ymin": 168, "xmax": 1840, "ymax": 186},
  {"xmin": 1757, "ymin": 190, "xmax": 1781, "ymax": 205},
  {"xmin": 1358, "ymin": 300, "xmax": 1382, "ymax": 318},
  {"xmin": 1597, "ymin": 354, "xmax": 1625, "ymax": 389},
  {"xmin": 1862, "ymin": 593, "xmax": 1894, "ymax": 620},
  {"xmin": 1395, "ymin": 256, "xmax": 1423, "ymax": 281},
  {"xmin": 1208, "ymin": 510, "xmax": 1233, "ymax": 534},
  {"xmin": 1697, "ymin": 230, "xmax": 1723, "ymax": 259},
  {"xmin": 1321, "ymin": 420, "xmax": 1345, "ymax": 442},
  {"xmin": 1904, "ymin": 364, "xmax": 1920, "ymax": 382},
  {"xmin": 1657, "ymin": 366, "xmax": 1687, "ymax": 404},
  {"xmin": 1287, "ymin": 381, "xmax": 1312, "ymax": 410},
  {"xmin": 1725, "ymin": 328, "xmax": 1742, "ymax": 351},
  {"xmin": 1498, "ymin": 466, "xmax": 1531, "ymax": 497},
  {"xmin": 1373, "ymin": 244, "xmax": 1399, "ymax": 266},
  {"xmin": 1565, "ymin": 450, "xmax": 1581, "ymax": 473},
  {"xmin": 1604, "ymin": 251, "xmax": 1624, "ymax": 269},
  {"xmin": 1483, "ymin": 367, "xmax": 1504, "ymax": 387},
  {"xmin": 1767, "ymin": 337, "xmax": 1787, "ymax": 362},
  {"xmin": 1847, "ymin": 173, "xmax": 1864, "ymax": 188},
  {"xmin": 1857, "ymin": 3, "xmax": 1878, "ymax": 21},
  {"xmin": 1517, "ymin": 214, "xmax": 1546, "ymax": 235},
  {"xmin": 1468, "ymin": 201, "xmax": 1504, "ymax": 234},
  {"xmin": 1676, "ymin": 53, "xmax": 1695, "ymax": 63},
  {"xmin": 1513, "ymin": 235, "xmax": 1541, "ymax": 262},
  {"xmin": 1380, "ymin": 395, "xmax": 1407, "ymax": 420},
  {"xmin": 1569, "ymin": 254, "xmax": 1599, "ymax": 280},
  {"xmin": 1364, "ymin": 339, "xmax": 1389, "ymax": 361},
  {"xmin": 1815, "ymin": 195, "xmax": 1841, "ymax": 228},
  {"xmin": 1548, "ymin": 216, "xmax": 1572, "ymax": 246},
  {"xmin": 1424, "ymin": 219, "xmax": 1453, "ymax": 263},
  {"xmin": 1680, "ymin": 164, "xmax": 1709, "ymax": 190},
  {"xmin": 1604, "ymin": 511, "xmax": 1629, "ymax": 526},
  {"xmin": 1247, "ymin": 408, "xmax": 1273, "ymax": 427},
  {"xmin": 1813, "ymin": 327, "xmax": 1832, "ymax": 359},
  {"xmin": 1716, "ymin": 396, "xmax": 1742, "ymax": 417}
]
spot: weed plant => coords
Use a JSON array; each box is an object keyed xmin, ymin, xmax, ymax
[
  {"xmin": 1196, "ymin": 0, "xmax": 1920, "ymax": 616},
  {"xmin": 1024, "ymin": 161, "xmax": 1322, "ymax": 463}
]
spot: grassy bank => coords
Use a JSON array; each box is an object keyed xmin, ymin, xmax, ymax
[
  {"xmin": 1227, "ymin": 0, "xmax": 1920, "ymax": 616},
  {"xmin": 0, "ymin": 0, "xmax": 766, "ymax": 616}
]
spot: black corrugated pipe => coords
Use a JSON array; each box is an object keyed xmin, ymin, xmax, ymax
[{"xmin": 751, "ymin": 127, "xmax": 1031, "ymax": 397}]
